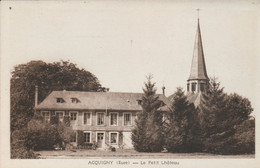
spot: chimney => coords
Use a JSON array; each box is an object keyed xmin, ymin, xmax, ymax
[
  {"xmin": 35, "ymin": 85, "xmax": 38, "ymax": 107},
  {"xmin": 162, "ymin": 86, "xmax": 165, "ymax": 95}
]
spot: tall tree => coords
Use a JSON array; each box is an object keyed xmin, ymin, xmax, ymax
[
  {"xmin": 132, "ymin": 75, "xmax": 164, "ymax": 152},
  {"xmin": 165, "ymin": 87, "xmax": 200, "ymax": 153},
  {"xmin": 11, "ymin": 60, "xmax": 106, "ymax": 132},
  {"xmin": 199, "ymin": 78, "xmax": 254, "ymax": 154}
]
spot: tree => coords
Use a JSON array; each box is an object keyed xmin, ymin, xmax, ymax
[
  {"xmin": 230, "ymin": 118, "xmax": 255, "ymax": 154},
  {"xmin": 199, "ymin": 78, "xmax": 254, "ymax": 154},
  {"xmin": 11, "ymin": 60, "xmax": 106, "ymax": 132},
  {"xmin": 132, "ymin": 75, "xmax": 164, "ymax": 152},
  {"xmin": 19, "ymin": 118, "xmax": 74, "ymax": 152},
  {"xmin": 165, "ymin": 87, "xmax": 201, "ymax": 153}
]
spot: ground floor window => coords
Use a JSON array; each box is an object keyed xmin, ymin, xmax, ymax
[
  {"xmin": 70, "ymin": 112, "xmax": 77, "ymax": 121},
  {"xmin": 83, "ymin": 132, "xmax": 91, "ymax": 143},
  {"xmin": 42, "ymin": 111, "xmax": 50, "ymax": 122},
  {"xmin": 55, "ymin": 111, "xmax": 64, "ymax": 122},
  {"xmin": 109, "ymin": 132, "xmax": 118, "ymax": 144}
]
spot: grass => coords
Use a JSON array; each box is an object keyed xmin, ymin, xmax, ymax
[{"xmin": 36, "ymin": 149, "xmax": 255, "ymax": 159}]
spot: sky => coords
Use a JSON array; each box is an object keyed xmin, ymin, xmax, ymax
[{"xmin": 1, "ymin": 0, "xmax": 259, "ymax": 112}]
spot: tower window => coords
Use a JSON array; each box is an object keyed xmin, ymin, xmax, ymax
[
  {"xmin": 191, "ymin": 83, "xmax": 196, "ymax": 92},
  {"xmin": 200, "ymin": 83, "xmax": 205, "ymax": 92},
  {"xmin": 187, "ymin": 84, "xmax": 190, "ymax": 92}
]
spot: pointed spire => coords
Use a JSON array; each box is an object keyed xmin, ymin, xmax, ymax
[{"xmin": 188, "ymin": 19, "xmax": 209, "ymax": 81}]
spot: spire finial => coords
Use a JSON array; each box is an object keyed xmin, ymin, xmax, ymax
[{"xmin": 196, "ymin": 8, "xmax": 200, "ymax": 20}]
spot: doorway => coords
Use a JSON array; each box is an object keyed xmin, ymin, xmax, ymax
[{"xmin": 96, "ymin": 132, "xmax": 104, "ymax": 148}]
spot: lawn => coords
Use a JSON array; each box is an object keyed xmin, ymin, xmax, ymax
[{"xmin": 36, "ymin": 149, "xmax": 255, "ymax": 159}]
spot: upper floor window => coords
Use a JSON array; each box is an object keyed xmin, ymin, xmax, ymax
[
  {"xmin": 71, "ymin": 98, "xmax": 80, "ymax": 103},
  {"xmin": 191, "ymin": 83, "xmax": 196, "ymax": 92},
  {"xmin": 83, "ymin": 112, "xmax": 91, "ymax": 125},
  {"xmin": 124, "ymin": 113, "xmax": 132, "ymax": 126},
  {"xmin": 187, "ymin": 83, "xmax": 190, "ymax": 92},
  {"xmin": 97, "ymin": 112, "xmax": 105, "ymax": 125},
  {"xmin": 70, "ymin": 112, "xmax": 77, "ymax": 121},
  {"xmin": 55, "ymin": 111, "xmax": 64, "ymax": 122},
  {"xmin": 56, "ymin": 98, "xmax": 65, "ymax": 103},
  {"xmin": 110, "ymin": 112, "xmax": 118, "ymax": 126},
  {"xmin": 84, "ymin": 132, "xmax": 91, "ymax": 143},
  {"xmin": 42, "ymin": 111, "xmax": 50, "ymax": 122}
]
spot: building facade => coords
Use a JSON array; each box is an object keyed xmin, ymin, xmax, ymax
[
  {"xmin": 35, "ymin": 19, "xmax": 209, "ymax": 149},
  {"xmin": 35, "ymin": 91, "xmax": 170, "ymax": 149}
]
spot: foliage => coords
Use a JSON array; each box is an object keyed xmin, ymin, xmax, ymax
[
  {"xmin": 165, "ymin": 87, "xmax": 201, "ymax": 153},
  {"xmin": 77, "ymin": 130, "xmax": 85, "ymax": 146},
  {"xmin": 11, "ymin": 130, "xmax": 39, "ymax": 159},
  {"xmin": 50, "ymin": 115, "xmax": 59, "ymax": 125},
  {"xmin": 230, "ymin": 118, "xmax": 255, "ymax": 154},
  {"xmin": 11, "ymin": 60, "xmax": 106, "ymax": 132},
  {"xmin": 22, "ymin": 119, "xmax": 74, "ymax": 151},
  {"xmin": 63, "ymin": 115, "xmax": 70, "ymax": 127},
  {"xmin": 199, "ymin": 78, "xmax": 254, "ymax": 154},
  {"xmin": 132, "ymin": 75, "xmax": 164, "ymax": 152}
]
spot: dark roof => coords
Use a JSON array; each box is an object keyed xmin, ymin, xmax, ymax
[
  {"xmin": 168, "ymin": 92, "xmax": 201, "ymax": 107},
  {"xmin": 188, "ymin": 19, "xmax": 209, "ymax": 81},
  {"xmin": 36, "ymin": 91, "xmax": 171, "ymax": 111},
  {"xmin": 186, "ymin": 92, "xmax": 201, "ymax": 107}
]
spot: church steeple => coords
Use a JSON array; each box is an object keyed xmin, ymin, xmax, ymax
[{"xmin": 187, "ymin": 17, "xmax": 209, "ymax": 94}]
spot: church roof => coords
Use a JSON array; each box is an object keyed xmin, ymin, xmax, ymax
[
  {"xmin": 35, "ymin": 91, "xmax": 171, "ymax": 112},
  {"xmin": 168, "ymin": 92, "xmax": 201, "ymax": 107},
  {"xmin": 188, "ymin": 19, "xmax": 209, "ymax": 81},
  {"xmin": 186, "ymin": 92, "xmax": 202, "ymax": 107}
]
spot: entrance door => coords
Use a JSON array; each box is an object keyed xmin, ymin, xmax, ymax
[{"xmin": 97, "ymin": 133, "xmax": 104, "ymax": 148}]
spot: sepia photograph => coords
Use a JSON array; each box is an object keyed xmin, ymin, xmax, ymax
[{"xmin": 0, "ymin": 0, "xmax": 259, "ymax": 168}]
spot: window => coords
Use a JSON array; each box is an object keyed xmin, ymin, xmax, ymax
[
  {"xmin": 71, "ymin": 98, "xmax": 80, "ymax": 103},
  {"xmin": 200, "ymin": 83, "xmax": 205, "ymax": 92},
  {"xmin": 110, "ymin": 132, "xmax": 118, "ymax": 144},
  {"xmin": 42, "ymin": 111, "xmax": 50, "ymax": 122},
  {"xmin": 70, "ymin": 112, "xmax": 77, "ymax": 121},
  {"xmin": 110, "ymin": 113, "xmax": 118, "ymax": 126},
  {"xmin": 137, "ymin": 99, "xmax": 142, "ymax": 105},
  {"xmin": 83, "ymin": 112, "xmax": 91, "ymax": 125},
  {"xmin": 187, "ymin": 83, "xmax": 190, "ymax": 92},
  {"xmin": 191, "ymin": 83, "xmax": 196, "ymax": 92},
  {"xmin": 83, "ymin": 132, "xmax": 91, "ymax": 143},
  {"xmin": 124, "ymin": 113, "xmax": 132, "ymax": 126},
  {"xmin": 97, "ymin": 113, "xmax": 105, "ymax": 125},
  {"xmin": 70, "ymin": 132, "xmax": 77, "ymax": 142},
  {"xmin": 56, "ymin": 98, "xmax": 65, "ymax": 103},
  {"xmin": 55, "ymin": 111, "xmax": 64, "ymax": 122}
]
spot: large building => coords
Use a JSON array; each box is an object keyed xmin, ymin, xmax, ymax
[
  {"xmin": 35, "ymin": 19, "xmax": 209, "ymax": 149},
  {"xmin": 35, "ymin": 91, "xmax": 171, "ymax": 149}
]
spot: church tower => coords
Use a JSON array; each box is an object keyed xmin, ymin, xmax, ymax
[{"xmin": 187, "ymin": 18, "xmax": 209, "ymax": 94}]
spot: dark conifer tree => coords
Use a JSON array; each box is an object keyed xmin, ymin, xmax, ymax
[
  {"xmin": 132, "ymin": 75, "xmax": 164, "ymax": 152},
  {"xmin": 165, "ymin": 87, "xmax": 200, "ymax": 152}
]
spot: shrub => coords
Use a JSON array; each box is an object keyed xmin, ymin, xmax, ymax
[
  {"xmin": 11, "ymin": 129, "xmax": 38, "ymax": 159},
  {"xmin": 50, "ymin": 115, "xmax": 59, "ymax": 125},
  {"xmin": 63, "ymin": 115, "xmax": 70, "ymax": 126},
  {"xmin": 24, "ymin": 119, "xmax": 73, "ymax": 151}
]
